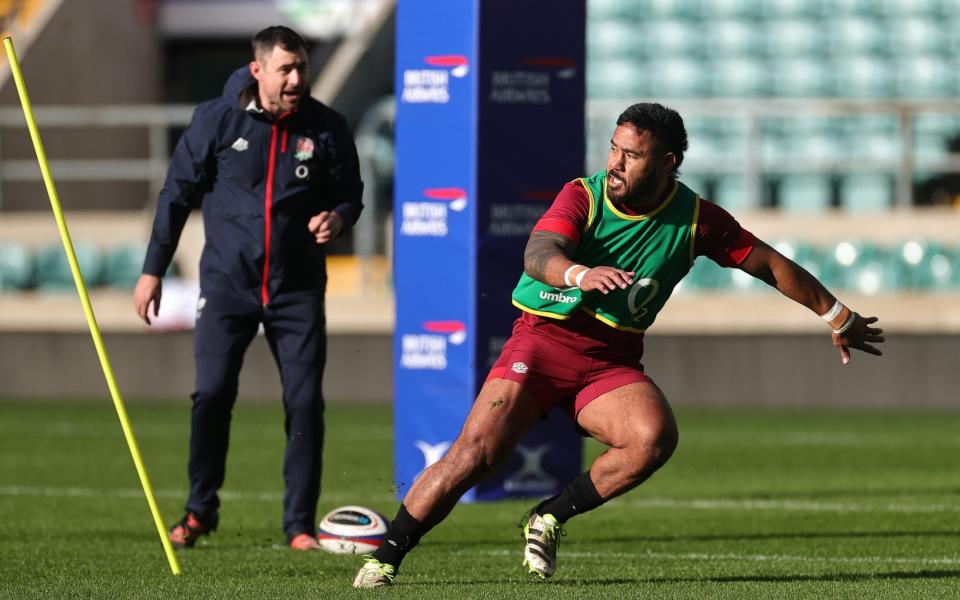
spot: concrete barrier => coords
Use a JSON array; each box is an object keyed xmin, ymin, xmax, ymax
[{"xmin": 0, "ymin": 330, "xmax": 953, "ymax": 408}]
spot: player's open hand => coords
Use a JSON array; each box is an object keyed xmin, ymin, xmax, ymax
[
  {"xmin": 832, "ymin": 313, "xmax": 884, "ymax": 365},
  {"xmin": 308, "ymin": 211, "xmax": 343, "ymax": 244},
  {"xmin": 577, "ymin": 266, "xmax": 635, "ymax": 295},
  {"xmin": 133, "ymin": 274, "xmax": 162, "ymax": 325}
]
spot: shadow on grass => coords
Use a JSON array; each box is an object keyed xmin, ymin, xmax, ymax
[
  {"xmin": 734, "ymin": 486, "xmax": 960, "ymax": 500},
  {"xmin": 587, "ymin": 529, "xmax": 960, "ymax": 545},
  {"xmin": 400, "ymin": 569, "xmax": 960, "ymax": 587},
  {"xmin": 659, "ymin": 569, "xmax": 960, "ymax": 585}
]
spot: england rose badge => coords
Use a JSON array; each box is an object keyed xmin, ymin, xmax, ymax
[{"xmin": 295, "ymin": 137, "xmax": 315, "ymax": 161}]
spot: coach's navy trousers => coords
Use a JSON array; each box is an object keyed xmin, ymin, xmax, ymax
[{"xmin": 184, "ymin": 290, "xmax": 326, "ymax": 538}]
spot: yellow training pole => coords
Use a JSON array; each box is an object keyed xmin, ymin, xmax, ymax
[{"xmin": 3, "ymin": 37, "xmax": 182, "ymax": 576}]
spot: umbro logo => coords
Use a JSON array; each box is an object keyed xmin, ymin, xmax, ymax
[
  {"xmin": 511, "ymin": 362, "xmax": 528, "ymax": 374},
  {"xmin": 231, "ymin": 137, "xmax": 249, "ymax": 152}
]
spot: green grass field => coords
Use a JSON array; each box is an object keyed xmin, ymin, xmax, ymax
[{"xmin": 1, "ymin": 400, "xmax": 959, "ymax": 599}]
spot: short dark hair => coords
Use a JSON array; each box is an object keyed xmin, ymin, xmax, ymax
[
  {"xmin": 252, "ymin": 26, "xmax": 307, "ymax": 60},
  {"xmin": 616, "ymin": 103, "xmax": 688, "ymax": 177}
]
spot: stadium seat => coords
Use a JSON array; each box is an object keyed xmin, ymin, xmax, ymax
[
  {"xmin": 763, "ymin": 120, "xmax": 844, "ymax": 165},
  {"xmin": 683, "ymin": 256, "xmax": 724, "ymax": 292},
  {"xmin": 826, "ymin": 19, "xmax": 886, "ymax": 57},
  {"xmin": 840, "ymin": 115, "xmax": 900, "ymax": 162},
  {"xmin": 102, "ymin": 243, "xmax": 148, "ymax": 290},
  {"xmin": 879, "ymin": 0, "xmax": 946, "ymax": 18},
  {"xmin": 760, "ymin": 0, "xmax": 825, "ymax": 18},
  {"xmin": 34, "ymin": 242, "xmax": 103, "ymax": 291},
  {"xmin": 771, "ymin": 239, "xmax": 825, "ymax": 281},
  {"xmin": 831, "ymin": 55, "xmax": 893, "ymax": 98},
  {"xmin": 640, "ymin": 19, "xmax": 701, "ymax": 58},
  {"xmin": 893, "ymin": 55, "xmax": 955, "ymax": 98},
  {"xmin": 839, "ymin": 174, "xmax": 893, "ymax": 212},
  {"xmin": 587, "ymin": 58, "xmax": 649, "ymax": 98},
  {"xmin": 0, "ymin": 242, "xmax": 33, "ymax": 291},
  {"xmin": 830, "ymin": 0, "xmax": 884, "ymax": 16},
  {"xmin": 763, "ymin": 20, "xmax": 825, "ymax": 59},
  {"xmin": 679, "ymin": 174, "xmax": 711, "ymax": 199},
  {"xmin": 849, "ymin": 248, "xmax": 896, "ymax": 295},
  {"xmin": 640, "ymin": 0, "xmax": 704, "ymax": 19},
  {"xmin": 704, "ymin": 20, "xmax": 761, "ymax": 58},
  {"xmin": 768, "ymin": 58, "xmax": 832, "ymax": 97},
  {"xmin": 913, "ymin": 113, "xmax": 960, "ymax": 162},
  {"xmin": 822, "ymin": 239, "xmax": 892, "ymax": 294},
  {"xmin": 778, "ymin": 174, "xmax": 832, "ymax": 213},
  {"xmin": 684, "ymin": 131, "xmax": 729, "ymax": 170},
  {"xmin": 587, "ymin": 20, "xmax": 644, "ymax": 59},
  {"xmin": 707, "ymin": 57, "xmax": 768, "ymax": 97},
  {"xmin": 888, "ymin": 18, "xmax": 947, "ymax": 56},
  {"xmin": 713, "ymin": 174, "xmax": 760, "ymax": 212},
  {"xmin": 951, "ymin": 246, "xmax": 960, "ymax": 289},
  {"xmin": 892, "ymin": 238, "xmax": 952, "ymax": 290},
  {"xmin": 588, "ymin": 0, "xmax": 635, "ymax": 20},
  {"xmin": 948, "ymin": 17, "xmax": 960, "ymax": 57},
  {"xmin": 701, "ymin": 0, "xmax": 762, "ymax": 18},
  {"xmin": 723, "ymin": 261, "xmax": 762, "ymax": 293},
  {"xmin": 647, "ymin": 58, "xmax": 706, "ymax": 97}
]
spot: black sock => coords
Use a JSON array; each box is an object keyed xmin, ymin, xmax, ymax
[
  {"xmin": 371, "ymin": 504, "xmax": 427, "ymax": 571},
  {"xmin": 534, "ymin": 471, "xmax": 605, "ymax": 523}
]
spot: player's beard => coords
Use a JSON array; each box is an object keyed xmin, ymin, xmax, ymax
[{"xmin": 609, "ymin": 169, "xmax": 664, "ymax": 207}]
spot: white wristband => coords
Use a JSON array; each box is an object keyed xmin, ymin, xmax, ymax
[
  {"xmin": 820, "ymin": 300, "xmax": 843, "ymax": 322},
  {"xmin": 833, "ymin": 311, "xmax": 856, "ymax": 335},
  {"xmin": 563, "ymin": 264, "xmax": 584, "ymax": 287},
  {"xmin": 575, "ymin": 268, "xmax": 589, "ymax": 289}
]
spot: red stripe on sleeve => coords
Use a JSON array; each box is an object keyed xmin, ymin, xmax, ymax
[
  {"xmin": 533, "ymin": 217, "xmax": 581, "ymax": 240},
  {"xmin": 727, "ymin": 229, "xmax": 757, "ymax": 265},
  {"xmin": 530, "ymin": 181, "xmax": 590, "ymax": 243}
]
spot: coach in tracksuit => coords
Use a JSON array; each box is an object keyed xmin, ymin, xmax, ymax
[{"xmin": 134, "ymin": 26, "xmax": 363, "ymax": 551}]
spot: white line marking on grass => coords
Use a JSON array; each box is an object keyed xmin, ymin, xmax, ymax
[
  {"xmin": 0, "ymin": 485, "xmax": 392, "ymax": 503},
  {"xmin": 0, "ymin": 421, "xmax": 393, "ymax": 441},
  {"xmin": 2, "ymin": 485, "xmax": 956, "ymax": 516},
  {"xmin": 618, "ymin": 497, "xmax": 960, "ymax": 514},
  {"xmin": 479, "ymin": 548, "xmax": 960, "ymax": 566},
  {"xmin": 687, "ymin": 431, "xmax": 960, "ymax": 448}
]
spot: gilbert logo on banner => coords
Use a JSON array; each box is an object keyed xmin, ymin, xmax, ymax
[
  {"xmin": 401, "ymin": 55, "xmax": 470, "ymax": 104},
  {"xmin": 400, "ymin": 321, "xmax": 467, "ymax": 371},
  {"xmin": 400, "ymin": 188, "xmax": 468, "ymax": 238}
]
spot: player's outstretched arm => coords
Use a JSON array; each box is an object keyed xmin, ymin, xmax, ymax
[{"xmin": 737, "ymin": 240, "xmax": 885, "ymax": 364}]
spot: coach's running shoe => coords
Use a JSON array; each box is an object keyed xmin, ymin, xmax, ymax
[
  {"xmin": 520, "ymin": 511, "xmax": 565, "ymax": 579},
  {"xmin": 169, "ymin": 511, "xmax": 217, "ymax": 549},
  {"xmin": 353, "ymin": 556, "xmax": 396, "ymax": 589},
  {"xmin": 289, "ymin": 532, "xmax": 322, "ymax": 550}
]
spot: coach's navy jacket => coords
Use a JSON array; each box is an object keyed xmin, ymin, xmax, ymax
[{"xmin": 143, "ymin": 67, "xmax": 364, "ymax": 306}]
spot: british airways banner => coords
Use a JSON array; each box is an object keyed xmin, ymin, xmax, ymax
[{"xmin": 395, "ymin": 0, "xmax": 586, "ymax": 502}]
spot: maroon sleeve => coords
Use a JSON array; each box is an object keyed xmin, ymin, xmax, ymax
[
  {"xmin": 531, "ymin": 180, "xmax": 591, "ymax": 242},
  {"xmin": 695, "ymin": 199, "xmax": 757, "ymax": 267}
]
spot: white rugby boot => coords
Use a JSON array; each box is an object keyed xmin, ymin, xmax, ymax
[
  {"xmin": 353, "ymin": 556, "xmax": 396, "ymax": 589},
  {"xmin": 521, "ymin": 511, "xmax": 565, "ymax": 579}
]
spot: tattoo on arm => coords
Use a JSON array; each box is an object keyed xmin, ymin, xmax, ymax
[{"xmin": 524, "ymin": 231, "xmax": 577, "ymax": 283}]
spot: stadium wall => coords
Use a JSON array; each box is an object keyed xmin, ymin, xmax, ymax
[
  {"xmin": 0, "ymin": 0, "xmax": 162, "ymax": 211},
  {"xmin": 0, "ymin": 331, "xmax": 953, "ymax": 408}
]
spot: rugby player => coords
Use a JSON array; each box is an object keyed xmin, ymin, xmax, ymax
[{"xmin": 354, "ymin": 103, "xmax": 884, "ymax": 588}]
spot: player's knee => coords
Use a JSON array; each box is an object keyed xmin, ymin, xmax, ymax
[
  {"xmin": 627, "ymin": 417, "xmax": 678, "ymax": 472},
  {"xmin": 190, "ymin": 383, "xmax": 238, "ymax": 410}
]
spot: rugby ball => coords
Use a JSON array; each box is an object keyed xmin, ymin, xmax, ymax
[{"xmin": 317, "ymin": 505, "xmax": 389, "ymax": 554}]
